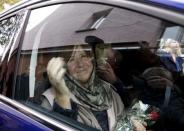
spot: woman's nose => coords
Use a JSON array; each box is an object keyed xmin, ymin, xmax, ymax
[{"xmin": 75, "ymin": 58, "xmax": 83, "ymax": 66}]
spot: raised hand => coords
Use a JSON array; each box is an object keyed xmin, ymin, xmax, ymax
[
  {"xmin": 97, "ymin": 61, "xmax": 117, "ymax": 84},
  {"xmin": 47, "ymin": 57, "xmax": 71, "ymax": 109}
]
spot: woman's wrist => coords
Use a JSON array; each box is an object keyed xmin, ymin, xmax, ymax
[{"xmin": 55, "ymin": 94, "xmax": 71, "ymax": 109}]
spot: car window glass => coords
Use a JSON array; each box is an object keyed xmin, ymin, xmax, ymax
[
  {"xmin": 0, "ymin": 16, "xmax": 17, "ymax": 60},
  {"xmin": 0, "ymin": 12, "xmax": 25, "ymax": 94},
  {"xmin": 16, "ymin": 3, "xmax": 184, "ymax": 131}
]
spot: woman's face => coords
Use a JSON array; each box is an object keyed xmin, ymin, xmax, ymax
[
  {"xmin": 169, "ymin": 42, "xmax": 180, "ymax": 54},
  {"xmin": 67, "ymin": 46, "xmax": 93, "ymax": 84}
]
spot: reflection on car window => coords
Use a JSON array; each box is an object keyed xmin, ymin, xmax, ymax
[
  {"xmin": 0, "ymin": 17, "xmax": 16, "ymax": 44},
  {"xmin": 0, "ymin": 12, "xmax": 25, "ymax": 59},
  {"xmin": 157, "ymin": 39, "xmax": 184, "ymax": 73},
  {"xmin": 0, "ymin": 11, "xmax": 25, "ymax": 95},
  {"xmin": 16, "ymin": 3, "xmax": 184, "ymax": 131},
  {"xmin": 0, "ymin": 16, "xmax": 17, "ymax": 59}
]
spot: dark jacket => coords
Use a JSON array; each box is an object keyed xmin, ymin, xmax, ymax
[{"xmin": 160, "ymin": 56, "xmax": 183, "ymax": 73}]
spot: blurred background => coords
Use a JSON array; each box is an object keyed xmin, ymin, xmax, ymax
[{"xmin": 0, "ymin": 0, "xmax": 20, "ymax": 12}]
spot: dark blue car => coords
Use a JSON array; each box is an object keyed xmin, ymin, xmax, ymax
[{"xmin": 0, "ymin": 0, "xmax": 184, "ymax": 130}]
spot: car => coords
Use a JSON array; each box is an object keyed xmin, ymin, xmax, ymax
[{"xmin": 0, "ymin": 0, "xmax": 184, "ymax": 130}]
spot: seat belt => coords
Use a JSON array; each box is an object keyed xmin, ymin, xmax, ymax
[{"xmin": 163, "ymin": 86, "xmax": 172, "ymax": 107}]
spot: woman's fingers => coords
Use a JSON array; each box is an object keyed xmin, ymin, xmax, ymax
[
  {"xmin": 52, "ymin": 58, "xmax": 63, "ymax": 76},
  {"xmin": 47, "ymin": 58, "xmax": 65, "ymax": 77},
  {"xmin": 57, "ymin": 67, "xmax": 66, "ymax": 82},
  {"xmin": 131, "ymin": 118, "xmax": 146, "ymax": 131},
  {"xmin": 47, "ymin": 57, "xmax": 56, "ymax": 77},
  {"xmin": 47, "ymin": 57, "xmax": 69, "ymax": 94}
]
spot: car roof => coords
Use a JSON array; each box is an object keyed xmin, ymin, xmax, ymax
[
  {"xmin": 0, "ymin": 0, "xmax": 183, "ymax": 14},
  {"xmin": 1, "ymin": 0, "xmax": 184, "ymax": 15},
  {"xmin": 0, "ymin": 0, "xmax": 184, "ymax": 26}
]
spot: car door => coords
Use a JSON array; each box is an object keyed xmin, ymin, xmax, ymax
[
  {"xmin": 1, "ymin": 0, "xmax": 184, "ymax": 131},
  {"xmin": 0, "ymin": 9, "xmax": 54, "ymax": 131}
]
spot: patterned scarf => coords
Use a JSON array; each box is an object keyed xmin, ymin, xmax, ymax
[{"xmin": 64, "ymin": 70, "xmax": 112, "ymax": 111}]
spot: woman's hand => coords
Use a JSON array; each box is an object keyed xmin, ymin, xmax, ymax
[
  {"xmin": 97, "ymin": 61, "xmax": 117, "ymax": 84},
  {"xmin": 47, "ymin": 57, "xmax": 71, "ymax": 109},
  {"xmin": 131, "ymin": 117, "xmax": 146, "ymax": 131}
]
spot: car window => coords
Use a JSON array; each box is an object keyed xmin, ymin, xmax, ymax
[
  {"xmin": 0, "ymin": 11, "xmax": 25, "ymax": 95},
  {"xmin": 0, "ymin": 16, "xmax": 17, "ymax": 61},
  {"xmin": 15, "ymin": 3, "xmax": 184, "ymax": 131}
]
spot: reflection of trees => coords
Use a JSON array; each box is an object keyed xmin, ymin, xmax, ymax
[
  {"xmin": 0, "ymin": 0, "xmax": 20, "ymax": 12},
  {"xmin": 0, "ymin": 11, "xmax": 24, "ymax": 50},
  {"xmin": 0, "ymin": 17, "xmax": 16, "ymax": 46}
]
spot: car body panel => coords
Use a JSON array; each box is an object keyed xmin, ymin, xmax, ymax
[
  {"xmin": 0, "ymin": 101, "xmax": 52, "ymax": 131},
  {"xmin": 149, "ymin": 0, "xmax": 184, "ymax": 10}
]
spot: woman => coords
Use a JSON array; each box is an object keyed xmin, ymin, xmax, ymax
[
  {"xmin": 41, "ymin": 45, "xmax": 145, "ymax": 131},
  {"xmin": 158, "ymin": 39, "xmax": 183, "ymax": 73}
]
